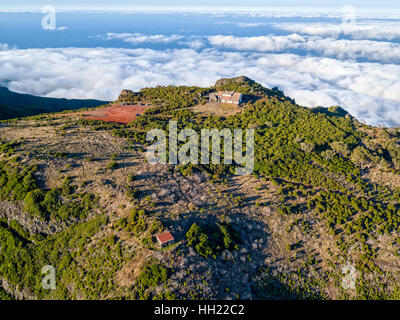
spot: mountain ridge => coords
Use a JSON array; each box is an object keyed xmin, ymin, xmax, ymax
[{"xmin": 0, "ymin": 86, "xmax": 109, "ymax": 120}]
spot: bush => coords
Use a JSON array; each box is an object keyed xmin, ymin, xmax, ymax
[
  {"xmin": 24, "ymin": 190, "xmax": 45, "ymax": 219},
  {"xmin": 106, "ymin": 161, "xmax": 118, "ymax": 170},
  {"xmin": 186, "ymin": 222, "xmax": 240, "ymax": 258},
  {"xmin": 136, "ymin": 259, "xmax": 169, "ymax": 299}
]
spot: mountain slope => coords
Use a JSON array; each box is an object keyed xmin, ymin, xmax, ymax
[
  {"xmin": 0, "ymin": 77, "xmax": 400, "ymax": 300},
  {"xmin": 0, "ymin": 86, "xmax": 109, "ymax": 120}
]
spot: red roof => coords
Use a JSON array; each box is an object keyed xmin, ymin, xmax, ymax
[{"xmin": 156, "ymin": 231, "xmax": 174, "ymax": 244}]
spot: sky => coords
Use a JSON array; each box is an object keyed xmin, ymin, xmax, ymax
[{"xmin": 1, "ymin": 0, "xmax": 400, "ymax": 11}]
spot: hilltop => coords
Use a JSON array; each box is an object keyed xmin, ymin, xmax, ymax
[
  {"xmin": 0, "ymin": 77, "xmax": 400, "ymax": 300},
  {"xmin": 213, "ymin": 76, "xmax": 294, "ymax": 102}
]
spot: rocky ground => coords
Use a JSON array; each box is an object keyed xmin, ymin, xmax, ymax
[{"xmin": 1, "ymin": 114, "xmax": 399, "ymax": 300}]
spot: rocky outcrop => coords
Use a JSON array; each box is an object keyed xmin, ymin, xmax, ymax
[
  {"xmin": 0, "ymin": 201, "xmax": 59, "ymax": 235},
  {"xmin": 214, "ymin": 76, "xmax": 253, "ymax": 88},
  {"xmin": 1, "ymin": 279, "xmax": 35, "ymax": 300},
  {"xmin": 118, "ymin": 89, "xmax": 136, "ymax": 102}
]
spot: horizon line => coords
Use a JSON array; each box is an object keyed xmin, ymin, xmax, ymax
[{"xmin": 2, "ymin": 6, "xmax": 400, "ymax": 13}]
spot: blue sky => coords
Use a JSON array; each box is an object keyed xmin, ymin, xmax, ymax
[{"xmin": 1, "ymin": 0, "xmax": 399, "ymax": 10}]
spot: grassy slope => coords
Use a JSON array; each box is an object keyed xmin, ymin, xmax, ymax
[{"xmin": 0, "ymin": 77, "xmax": 400, "ymax": 300}]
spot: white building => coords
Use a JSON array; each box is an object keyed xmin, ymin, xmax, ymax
[{"xmin": 209, "ymin": 91, "xmax": 243, "ymax": 105}]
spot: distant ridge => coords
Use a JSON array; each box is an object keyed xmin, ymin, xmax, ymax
[{"xmin": 0, "ymin": 86, "xmax": 109, "ymax": 120}]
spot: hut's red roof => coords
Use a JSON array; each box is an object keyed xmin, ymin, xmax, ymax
[{"xmin": 156, "ymin": 231, "xmax": 174, "ymax": 243}]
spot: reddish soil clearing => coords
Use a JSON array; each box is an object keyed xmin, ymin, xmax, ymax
[{"xmin": 63, "ymin": 104, "xmax": 150, "ymax": 124}]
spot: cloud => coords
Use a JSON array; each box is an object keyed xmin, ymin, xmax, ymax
[
  {"xmin": 0, "ymin": 43, "xmax": 16, "ymax": 51},
  {"xmin": 100, "ymin": 32, "xmax": 400, "ymax": 64},
  {"xmin": 182, "ymin": 39, "xmax": 206, "ymax": 50},
  {"xmin": 101, "ymin": 32, "xmax": 207, "ymax": 50},
  {"xmin": 208, "ymin": 34, "xmax": 400, "ymax": 64},
  {"xmin": 238, "ymin": 22, "xmax": 269, "ymax": 28},
  {"xmin": 209, "ymin": 34, "xmax": 305, "ymax": 52},
  {"xmin": 0, "ymin": 46, "xmax": 400, "ymax": 126},
  {"xmin": 101, "ymin": 33, "xmax": 184, "ymax": 45},
  {"xmin": 275, "ymin": 22, "xmax": 400, "ymax": 41}
]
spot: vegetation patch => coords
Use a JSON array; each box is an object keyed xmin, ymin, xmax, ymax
[{"xmin": 186, "ymin": 222, "xmax": 240, "ymax": 259}]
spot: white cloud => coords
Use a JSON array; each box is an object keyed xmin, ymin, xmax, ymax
[
  {"xmin": 209, "ymin": 34, "xmax": 305, "ymax": 52},
  {"xmin": 215, "ymin": 21, "xmax": 269, "ymax": 27},
  {"xmin": 102, "ymin": 33, "xmax": 206, "ymax": 50},
  {"xmin": 0, "ymin": 46, "xmax": 400, "ymax": 126},
  {"xmin": 102, "ymin": 33, "xmax": 184, "ymax": 45},
  {"xmin": 183, "ymin": 39, "xmax": 206, "ymax": 50},
  {"xmin": 238, "ymin": 22, "xmax": 269, "ymax": 28},
  {"xmin": 100, "ymin": 32, "xmax": 400, "ymax": 65},
  {"xmin": 208, "ymin": 34, "xmax": 400, "ymax": 64},
  {"xmin": 0, "ymin": 43, "xmax": 16, "ymax": 51},
  {"xmin": 275, "ymin": 22, "xmax": 400, "ymax": 41}
]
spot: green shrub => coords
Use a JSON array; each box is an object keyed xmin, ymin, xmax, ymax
[{"xmin": 186, "ymin": 222, "xmax": 240, "ymax": 258}]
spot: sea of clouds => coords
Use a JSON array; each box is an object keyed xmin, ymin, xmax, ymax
[{"xmin": 1, "ymin": 13, "xmax": 400, "ymax": 126}]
